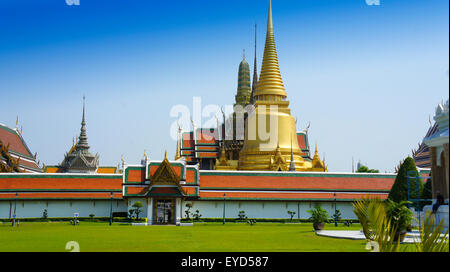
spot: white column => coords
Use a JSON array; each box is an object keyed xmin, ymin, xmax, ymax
[
  {"xmin": 146, "ymin": 197, "xmax": 153, "ymax": 225},
  {"xmin": 176, "ymin": 198, "xmax": 181, "ymax": 225}
]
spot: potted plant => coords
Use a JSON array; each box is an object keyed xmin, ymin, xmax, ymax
[
  {"xmin": 385, "ymin": 199, "xmax": 413, "ymax": 242},
  {"xmin": 307, "ymin": 205, "xmax": 329, "ymax": 231}
]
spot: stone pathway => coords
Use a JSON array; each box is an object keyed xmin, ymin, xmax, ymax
[{"xmin": 315, "ymin": 230, "xmax": 426, "ymax": 244}]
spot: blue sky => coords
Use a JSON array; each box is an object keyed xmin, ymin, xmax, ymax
[{"xmin": 0, "ymin": 0, "xmax": 448, "ymax": 172}]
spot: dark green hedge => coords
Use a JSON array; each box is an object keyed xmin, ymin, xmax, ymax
[
  {"xmin": 180, "ymin": 218, "xmax": 359, "ymax": 224},
  {"xmin": 0, "ymin": 217, "xmax": 146, "ymax": 223}
]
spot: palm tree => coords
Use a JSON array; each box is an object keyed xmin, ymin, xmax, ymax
[
  {"xmin": 414, "ymin": 210, "xmax": 449, "ymax": 252},
  {"xmin": 353, "ymin": 198, "xmax": 401, "ymax": 252},
  {"xmin": 353, "ymin": 198, "xmax": 449, "ymax": 252}
]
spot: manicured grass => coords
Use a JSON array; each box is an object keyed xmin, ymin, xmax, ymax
[{"xmin": 0, "ymin": 221, "xmax": 368, "ymax": 252}]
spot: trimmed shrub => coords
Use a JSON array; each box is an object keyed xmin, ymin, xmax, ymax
[
  {"xmin": 388, "ymin": 156, "xmax": 420, "ymax": 203},
  {"xmin": 112, "ymin": 212, "xmax": 128, "ymax": 218}
]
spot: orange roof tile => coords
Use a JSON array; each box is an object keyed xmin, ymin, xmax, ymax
[
  {"xmin": 199, "ymin": 172, "xmax": 395, "ymax": 191},
  {"xmin": 0, "ymin": 192, "xmax": 122, "ymax": 200},
  {"xmin": 199, "ymin": 191, "xmax": 388, "ymax": 200},
  {"xmin": 0, "ymin": 174, "xmax": 122, "ymax": 191}
]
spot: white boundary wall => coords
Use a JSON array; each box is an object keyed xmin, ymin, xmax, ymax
[
  {"xmin": 181, "ymin": 200, "xmax": 357, "ymax": 220},
  {"xmin": 0, "ymin": 199, "xmax": 357, "ymax": 219},
  {"xmin": 0, "ymin": 200, "xmax": 128, "ymax": 219}
]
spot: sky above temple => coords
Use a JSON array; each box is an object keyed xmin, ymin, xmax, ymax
[{"xmin": 0, "ymin": 0, "xmax": 448, "ymax": 172}]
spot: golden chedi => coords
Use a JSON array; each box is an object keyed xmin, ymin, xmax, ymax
[{"xmin": 239, "ymin": 0, "xmax": 324, "ymax": 172}]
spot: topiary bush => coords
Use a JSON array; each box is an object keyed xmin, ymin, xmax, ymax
[{"xmin": 388, "ymin": 156, "xmax": 420, "ymax": 203}]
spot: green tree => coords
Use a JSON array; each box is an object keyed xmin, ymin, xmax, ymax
[
  {"xmin": 185, "ymin": 202, "xmax": 193, "ymax": 220},
  {"xmin": 388, "ymin": 156, "xmax": 420, "ymax": 203},
  {"xmin": 420, "ymin": 175, "xmax": 433, "ymax": 209},
  {"xmin": 332, "ymin": 209, "xmax": 341, "ymax": 222},
  {"xmin": 193, "ymin": 210, "xmax": 202, "ymax": 221},
  {"xmin": 132, "ymin": 201, "xmax": 144, "ymax": 220},
  {"xmin": 307, "ymin": 205, "xmax": 329, "ymax": 224},
  {"xmin": 357, "ymin": 165, "xmax": 379, "ymax": 173},
  {"xmin": 287, "ymin": 210, "xmax": 296, "ymax": 221},
  {"xmin": 238, "ymin": 211, "xmax": 247, "ymax": 220},
  {"xmin": 42, "ymin": 209, "xmax": 48, "ymax": 219}
]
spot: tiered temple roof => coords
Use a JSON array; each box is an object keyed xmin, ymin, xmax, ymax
[
  {"xmin": 413, "ymin": 122, "xmax": 438, "ymax": 168},
  {"xmin": 0, "ymin": 123, "xmax": 42, "ymax": 173}
]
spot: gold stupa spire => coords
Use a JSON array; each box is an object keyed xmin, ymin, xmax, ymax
[
  {"xmin": 312, "ymin": 142, "xmax": 325, "ymax": 170},
  {"xmin": 238, "ymin": 0, "xmax": 327, "ymax": 172},
  {"xmin": 217, "ymin": 144, "xmax": 229, "ymax": 166},
  {"xmin": 254, "ymin": 0, "xmax": 286, "ymax": 100}
]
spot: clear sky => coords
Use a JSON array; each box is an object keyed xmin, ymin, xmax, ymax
[{"xmin": 0, "ymin": 0, "xmax": 448, "ymax": 172}]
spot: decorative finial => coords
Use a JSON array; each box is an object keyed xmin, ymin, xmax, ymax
[
  {"xmin": 15, "ymin": 116, "xmax": 18, "ymax": 128},
  {"xmin": 177, "ymin": 119, "xmax": 182, "ymax": 134},
  {"xmin": 76, "ymin": 95, "xmax": 90, "ymax": 150},
  {"xmin": 305, "ymin": 122, "xmax": 311, "ymax": 133},
  {"xmin": 144, "ymin": 149, "xmax": 147, "ymax": 161},
  {"xmin": 243, "ymin": 49, "xmax": 246, "ymax": 60},
  {"xmin": 250, "ymin": 23, "xmax": 258, "ymax": 105},
  {"xmin": 164, "ymin": 150, "xmax": 168, "ymax": 160},
  {"xmin": 268, "ymin": 0, "xmax": 273, "ymax": 32},
  {"xmin": 82, "ymin": 95, "xmax": 86, "ymax": 122},
  {"xmin": 190, "ymin": 116, "xmax": 196, "ymax": 130},
  {"xmin": 289, "ymin": 135, "xmax": 296, "ymax": 171},
  {"xmin": 220, "ymin": 106, "xmax": 226, "ymax": 121}
]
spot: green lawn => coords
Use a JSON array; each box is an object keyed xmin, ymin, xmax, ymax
[{"xmin": 0, "ymin": 221, "xmax": 368, "ymax": 252}]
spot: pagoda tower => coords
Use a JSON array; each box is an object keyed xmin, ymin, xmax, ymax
[
  {"xmin": 238, "ymin": 0, "xmax": 312, "ymax": 171},
  {"xmin": 61, "ymin": 97, "xmax": 99, "ymax": 173},
  {"xmin": 234, "ymin": 51, "xmax": 252, "ymax": 107}
]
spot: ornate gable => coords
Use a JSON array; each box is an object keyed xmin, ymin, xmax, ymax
[
  {"xmin": 147, "ymin": 153, "xmax": 186, "ymax": 197},
  {"xmin": 270, "ymin": 144, "xmax": 288, "ymax": 171}
]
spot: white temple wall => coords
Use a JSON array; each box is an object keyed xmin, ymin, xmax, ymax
[
  {"xmin": 182, "ymin": 200, "xmax": 357, "ymax": 220},
  {"xmin": 0, "ymin": 199, "xmax": 357, "ymax": 219},
  {"xmin": 0, "ymin": 200, "xmax": 128, "ymax": 219}
]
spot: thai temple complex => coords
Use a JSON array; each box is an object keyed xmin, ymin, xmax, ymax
[{"xmin": 1, "ymin": 1, "xmax": 447, "ymax": 226}]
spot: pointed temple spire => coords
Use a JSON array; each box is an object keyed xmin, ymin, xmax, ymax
[
  {"xmin": 289, "ymin": 136, "xmax": 296, "ymax": 171},
  {"xmin": 175, "ymin": 127, "xmax": 181, "ymax": 160},
  {"xmin": 250, "ymin": 24, "xmax": 258, "ymax": 105},
  {"xmin": 235, "ymin": 49, "xmax": 251, "ymax": 107},
  {"xmin": 254, "ymin": 0, "xmax": 286, "ymax": 100},
  {"xmin": 311, "ymin": 142, "xmax": 325, "ymax": 170},
  {"xmin": 76, "ymin": 96, "xmax": 90, "ymax": 150},
  {"xmin": 60, "ymin": 96, "xmax": 99, "ymax": 173}
]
